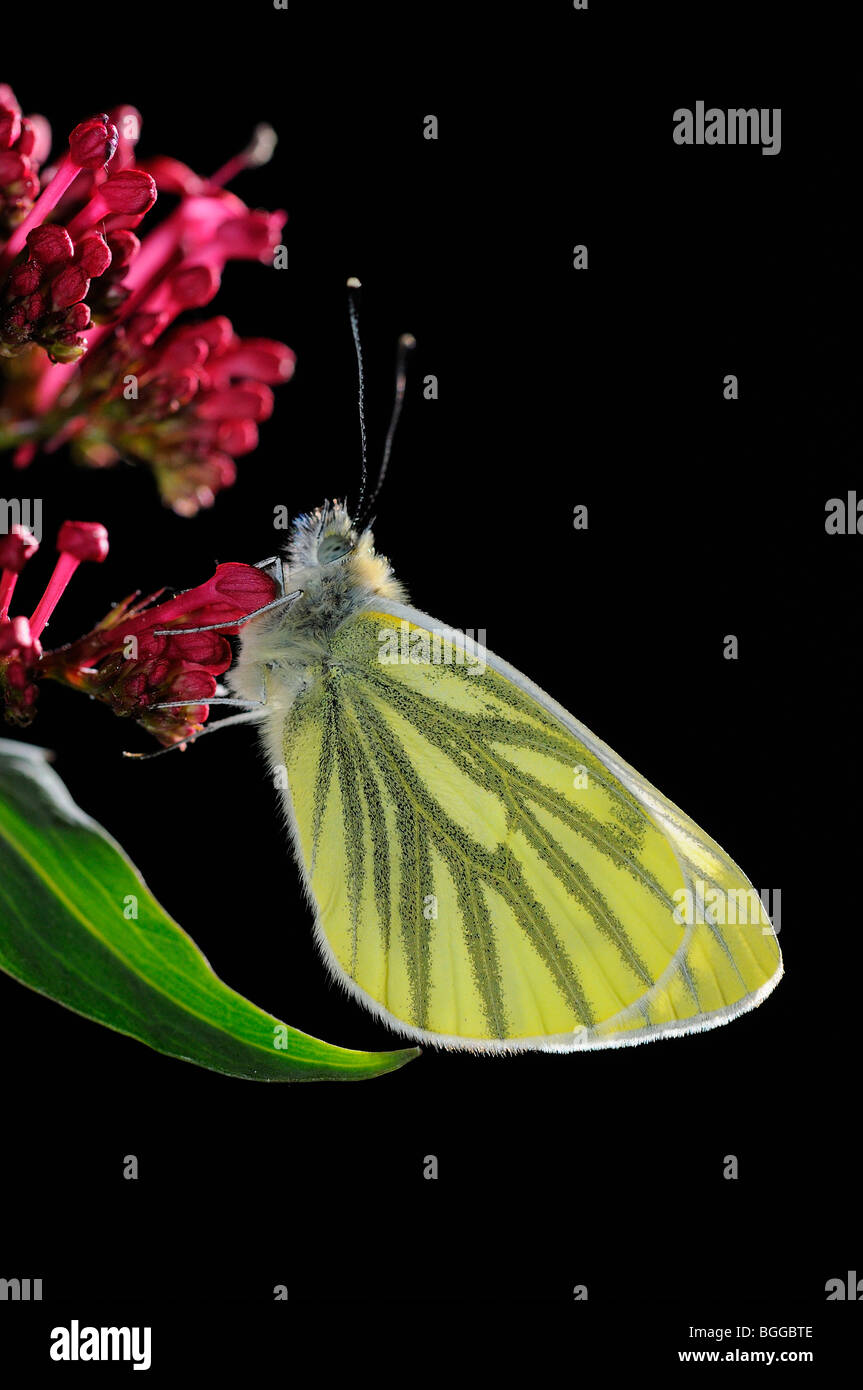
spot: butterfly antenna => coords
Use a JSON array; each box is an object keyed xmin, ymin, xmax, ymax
[
  {"xmin": 122, "ymin": 709, "xmax": 262, "ymax": 759},
  {"xmin": 346, "ymin": 277, "xmax": 369, "ymax": 524},
  {"xmin": 360, "ymin": 332, "xmax": 416, "ymax": 529}
]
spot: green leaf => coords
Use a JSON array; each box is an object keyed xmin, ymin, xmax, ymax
[{"xmin": 0, "ymin": 739, "xmax": 418, "ymax": 1081}]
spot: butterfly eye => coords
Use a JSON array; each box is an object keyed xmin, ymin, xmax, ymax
[{"xmin": 318, "ymin": 533, "xmax": 350, "ymax": 564}]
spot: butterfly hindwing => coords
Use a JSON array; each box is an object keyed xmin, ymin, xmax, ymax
[{"xmin": 278, "ymin": 602, "xmax": 782, "ymax": 1050}]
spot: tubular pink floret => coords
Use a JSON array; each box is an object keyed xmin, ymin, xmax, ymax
[
  {"xmin": 0, "ymin": 525, "xmax": 39, "ymax": 621},
  {"xmin": 29, "ymin": 521, "xmax": 109, "ymax": 638}
]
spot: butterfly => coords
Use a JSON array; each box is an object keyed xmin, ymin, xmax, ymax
[{"xmin": 160, "ymin": 291, "xmax": 783, "ymax": 1052}]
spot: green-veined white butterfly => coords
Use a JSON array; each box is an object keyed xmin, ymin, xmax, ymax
[{"xmin": 158, "ymin": 293, "xmax": 783, "ymax": 1052}]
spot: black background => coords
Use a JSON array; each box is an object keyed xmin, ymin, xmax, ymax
[{"xmin": 0, "ymin": 0, "xmax": 859, "ymax": 1361}]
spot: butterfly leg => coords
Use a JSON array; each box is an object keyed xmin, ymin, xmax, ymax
[
  {"xmin": 153, "ymin": 588, "xmax": 301, "ymax": 636},
  {"xmin": 122, "ymin": 709, "xmax": 264, "ymax": 759},
  {"xmin": 253, "ymin": 554, "xmax": 288, "ymax": 595},
  {"xmin": 151, "ymin": 663, "xmax": 269, "ymax": 711},
  {"xmin": 149, "ymin": 697, "xmax": 266, "ymax": 710}
]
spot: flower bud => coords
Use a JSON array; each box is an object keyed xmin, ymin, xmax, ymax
[
  {"xmin": 0, "ymin": 614, "xmax": 36, "ymax": 657},
  {"xmin": 51, "ymin": 263, "xmax": 90, "ymax": 311},
  {"xmin": 213, "ymin": 418, "xmax": 258, "ymax": 455},
  {"xmin": 69, "ymin": 114, "xmax": 119, "ymax": 169},
  {"xmin": 100, "ymin": 168, "xmax": 157, "ymax": 215},
  {"xmin": 154, "ymin": 334, "xmax": 209, "ymax": 374},
  {"xmin": 27, "ymin": 223, "xmax": 75, "ymax": 267},
  {"xmin": 57, "ymin": 520, "xmax": 110, "ymax": 563},
  {"xmin": 75, "ymin": 231, "xmax": 112, "ymax": 278},
  {"xmin": 46, "ymin": 338, "xmax": 87, "ymax": 364},
  {"xmin": 216, "ymin": 209, "xmax": 285, "ymax": 260},
  {"xmin": 0, "ymin": 149, "xmax": 27, "ymax": 185},
  {"xmin": 7, "ymin": 261, "xmax": 43, "ymax": 297},
  {"xmin": 0, "ymin": 526, "xmax": 39, "ymax": 573},
  {"xmin": 106, "ymin": 229, "xmax": 140, "ymax": 268},
  {"xmin": 195, "ymin": 316, "xmax": 234, "ymax": 354},
  {"xmin": 196, "ymin": 382, "xmax": 274, "ymax": 422},
  {"xmin": 212, "ymin": 338, "xmax": 296, "ymax": 384},
  {"xmin": 0, "ymin": 88, "xmax": 22, "ymax": 150},
  {"xmin": 168, "ymin": 264, "xmax": 220, "ymax": 309},
  {"xmin": 16, "ymin": 114, "xmax": 52, "ymax": 166}
]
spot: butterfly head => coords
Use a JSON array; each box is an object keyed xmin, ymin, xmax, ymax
[
  {"xmin": 283, "ymin": 500, "xmax": 404, "ymax": 605},
  {"xmin": 288, "ymin": 500, "xmax": 365, "ymax": 569}
]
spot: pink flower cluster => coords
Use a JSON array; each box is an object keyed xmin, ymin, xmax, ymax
[
  {"xmin": 0, "ymin": 83, "xmax": 51, "ymax": 231},
  {"xmin": 1, "ymin": 99, "xmax": 155, "ymax": 363},
  {"xmin": 1, "ymin": 85, "xmax": 292, "ymax": 513},
  {"xmin": 71, "ymin": 313, "xmax": 294, "ymax": 515},
  {"xmin": 0, "ymin": 519, "xmax": 276, "ymax": 745},
  {"xmin": 0, "ymin": 519, "xmax": 108, "ymax": 722}
]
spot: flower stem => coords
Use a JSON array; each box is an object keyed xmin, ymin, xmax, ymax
[
  {"xmin": 0, "ymin": 571, "xmax": 18, "ymax": 622},
  {"xmin": 210, "ymin": 124, "xmax": 277, "ymax": 189},
  {"xmin": 0, "ymin": 154, "xmax": 81, "ymax": 273},
  {"xmin": 29, "ymin": 553, "xmax": 80, "ymax": 638}
]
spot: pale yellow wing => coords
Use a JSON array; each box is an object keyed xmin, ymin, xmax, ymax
[{"xmin": 278, "ymin": 603, "xmax": 782, "ymax": 1050}]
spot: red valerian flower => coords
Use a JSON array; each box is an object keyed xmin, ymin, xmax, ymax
[
  {"xmin": 0, "ymin": 519, "xmax": 277, "ymax": 745},
  {"xmin": 0, "ymin": 83, "xmax": 53, "ymax": 233},
  {"xmin": 42, "ymin": 564, "xmax": 277, "ymax": 746},
  {"xmin": 0, "ymin": 522, "xmax": 38, "ymax": 617},
  {"xmin": 0, "ymin": 106, "xmax": 136, "ymax": 362},
  {"xmin": 69, "ymin": 315, "xmax": 295, "ymax": 516},
  {"xmin": 1, "ymin": 85, "xmax": 291, "ymax": 512}
]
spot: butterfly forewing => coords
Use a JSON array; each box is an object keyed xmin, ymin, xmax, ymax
[{"xmin": 278, "ymin": 604, "xmax": 782, "ymax": 1050}]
